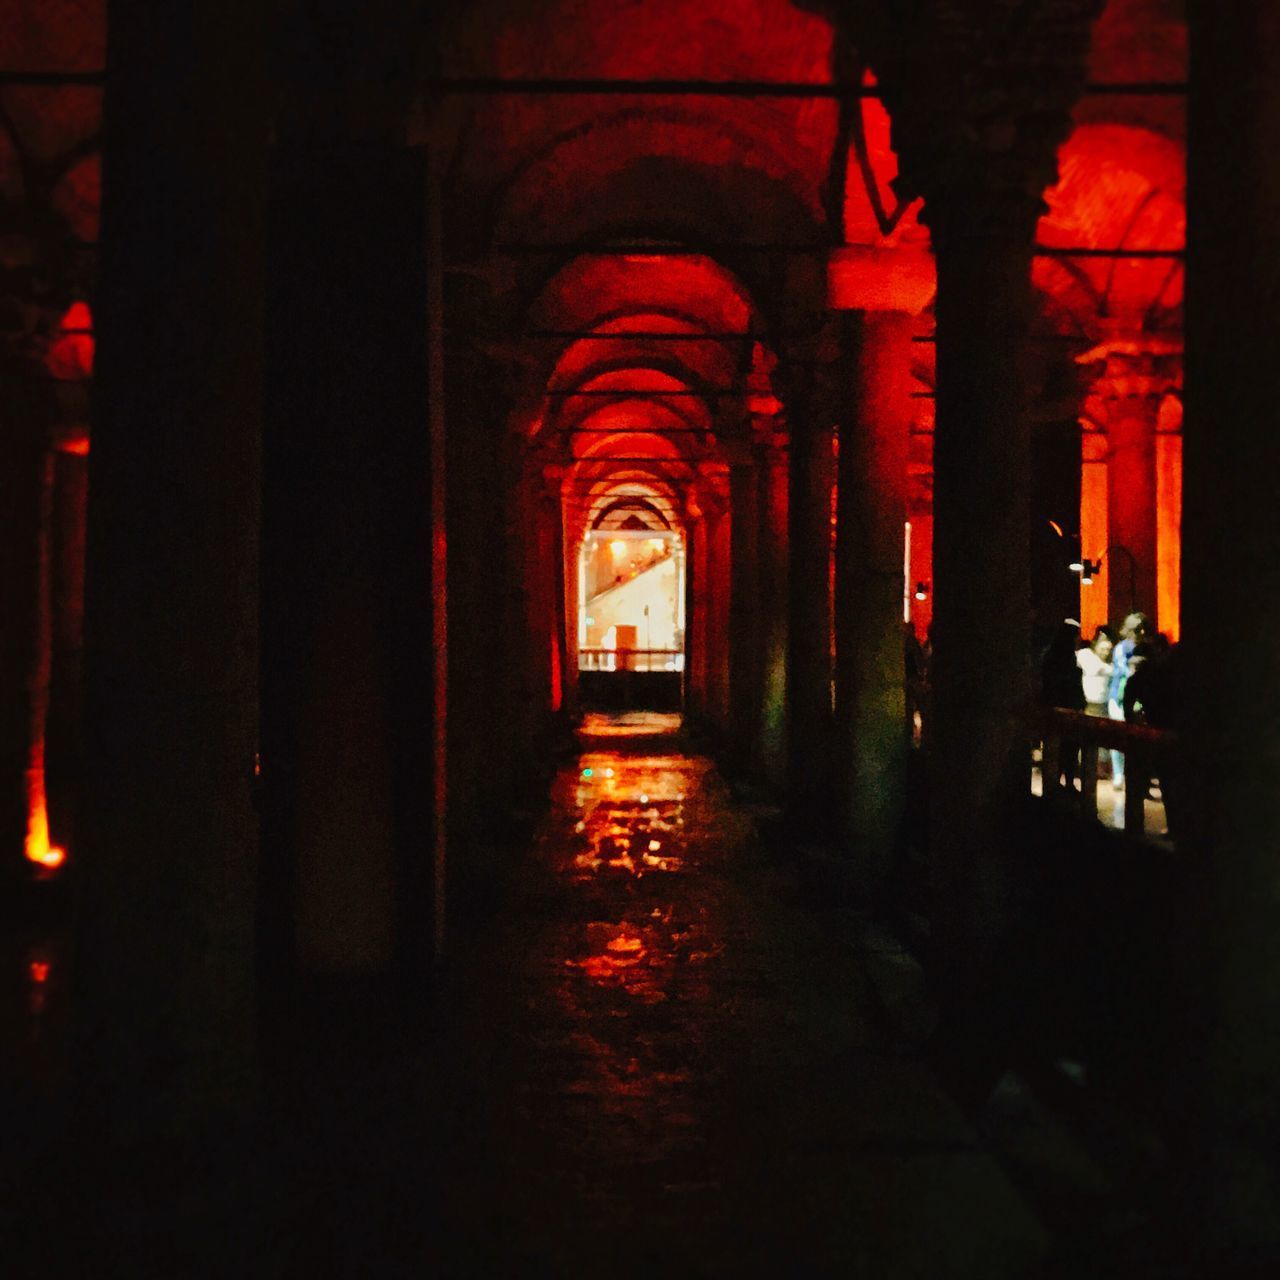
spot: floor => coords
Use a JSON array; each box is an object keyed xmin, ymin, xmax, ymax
[
  {"xmin": 422, "ymin": 712, "xmax": 1049, "ymax": 1277},
  {"xmin": 1030, "ymin": 757, "xmax": 1172, "ymax": 843},
  {"xmin": 6, "ymin": 712, "xmax": 1182, "ymax": 1276}
]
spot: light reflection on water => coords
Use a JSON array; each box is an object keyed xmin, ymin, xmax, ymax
[{"xmin": 544, "ymin": 731, "xmax": 725, "ymax": 1158}]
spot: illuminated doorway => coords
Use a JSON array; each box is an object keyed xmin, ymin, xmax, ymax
[{"xmin": 578, "ymin": 528, "xmax": 685, "ymax": 708}]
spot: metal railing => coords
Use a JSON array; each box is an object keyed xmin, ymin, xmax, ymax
[{"xmin": 579, "ymin": 648, "xmax": 684, "ymax": 673}]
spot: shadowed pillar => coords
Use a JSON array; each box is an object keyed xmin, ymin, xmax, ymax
[
  {"xmin": 686, "ymin": 471, "xmax": 730, "ymax": 733},
  {"xmin": 1181, "ymin": 2, "xmax": 1280, "ymax": 1259},
  {"xmin": 753, "ymin": 424, "xmax": 789, "ymax": 788},
  {"xmin": 264, "ymin": 144, "xmax": 432, "ymax": 979},
  {"xmin": 706, "ymin": 482, "xmax": 733, "ymax": 734},
  {"xmin": 784, "ymin": 345, "xmax": 836, "ymax": 830},
  {"xmin": 830, "ymin": 248, "xmax": 934, "ymax": 905},
  {"xmin": 727, "ymin": 444, "xmax": 761, "ymax": 775},
  {"xmin": 77, "ymin": 0, "xmax": 266, "ymax": 1136},
  {"xmin": 926, "ymin": 207, "xmax": 1040, "ymax": 1064},
  {"xmin": 833, "ymin": 309, "xmax": 914, "ymax": 904},
  {"xmin": 873, "ymin": 3, "xmax": 1097, "ymax": 1096}
]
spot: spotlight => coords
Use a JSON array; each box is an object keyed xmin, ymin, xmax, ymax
[{"xmin": 914, "ymin": 581, "xmax": 929, "ymax": 602}]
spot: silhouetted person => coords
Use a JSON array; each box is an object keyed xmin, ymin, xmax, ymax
[
  {"xmin": 1122, "ymin": 636, "xmax": 1181, "ymax": 836},
  {"xmin": 1040, "ymin": 619, "xmax": 1085, "ymax": 789},
  {"xmin": 1040, "ymin": 619, "xmax": 1085, "ymax": 711}
]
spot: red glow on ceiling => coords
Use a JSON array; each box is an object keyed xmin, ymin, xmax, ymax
[{"xmin": 1036, "ymin": 125, "xmax": 1185, "ymax": 326}]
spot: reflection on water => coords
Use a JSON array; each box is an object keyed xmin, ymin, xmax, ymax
[
  {"xmin": 5, "ymin": 926, "xmax": 71, "ymax": 1107},
  {"xmin": 578, "ymin": 711, "xmax": 683, "ymax": 739},
  {"xmin": 520, "ymin": 720, "xmax": 729, "ymax": 1193}
]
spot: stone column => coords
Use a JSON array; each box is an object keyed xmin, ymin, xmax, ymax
[
  {"xmin": 0, "ymin": 384, "xmax": 45, "ymax": 876},
  {"xmin": 1086, "ymin": 348, "xmax": 1181, "ymax": 625},
  {"xmin": 443, "ymin": 330, "xmax": 513, "ymax": 891},
  {"xmin": 824, "ymin": 245, "xmax": 934, "ymax": 897},
  {"xmin": 263, "ymin": 144, "xmax": 432, "ymax": 979},
  {"xmin": 683, "ymin": 510, "xmax": 705, "ymax": 719},
  {"xmin": 833, "ymin": 309, "xmax": 915, "ymax": 904},
  {"xmin": 1180, "ymin": 2, "xmax": 1280, "ymax": 1258},
  {"xmin": 702, "ymin": 476, "xmax": 733, "ymax": 734},
  {"xmin": 753, "ymin": 427, "xmax": 789, "ymax": 788},
  {"xmin": 539, "ymin": 482, "xmax": 569, "ymax": 718},
  {"xmin": 559, "ymin": 489, "xmax": 583, "ymax": 716},
  {"xmin": 868, "ymin": 1, "xmax": 1096, "ymax": 1065},
  {"xmin": 510, "ymin": 454, "xmax": 564, "ymax": 785},
  {"xmin": 77, "ymin": 0, "xmax": 266, "ymax": 1135},
  {"xmin": 925, "ymin": 199, "xmax": 1042, "ymax": 1073},
  {"xmin": 686, "ymin": 472, "xmax": 729, "ymax": 731},
  {"xmin": 727, "ymin": 447, "xmax": 761, "ymax": 775},
  {"xmin": 784, "ymin": 352, "xmax": 836, "ymax": 829},
  {"xmin": 47, "ymin": 445, "xmax": 89, "ymax": 840}
]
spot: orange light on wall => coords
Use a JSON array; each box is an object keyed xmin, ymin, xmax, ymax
[
  {"xmin": 25, "ymin": 453, "xmax": 66, "ymax": 874},
  {"xmin": 1156, "ymin": 430, "xmax": 1182, "ymax": 642},
  {"xmin": 24, "ymin": 768, "xmax": 65, "ymax": 871},
  {"xmin": 610, "ymin": 539, "xmax": 627, "ymax": 559},
  {"xmin": 1080, "ymin": 433, "xmax": 1109, "ymax": 639}
]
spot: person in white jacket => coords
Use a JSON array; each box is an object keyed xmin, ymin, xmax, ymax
[{"xmin": 1076, "ymin": 628, "xmax": 1114, "ymax": 717}]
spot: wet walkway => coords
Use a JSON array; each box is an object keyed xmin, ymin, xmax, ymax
[{"xmin": 434, "ymin": 712, "xmax": 1047, "ymax": 1278}]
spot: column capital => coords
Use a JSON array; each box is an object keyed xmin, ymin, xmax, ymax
[
  {"xmin": 1080, "ymin": 345, "xmax": 1183, "ymax": 417},
  {"xmin": 828, "ymin": 245, "xmax": 937, "ymax": 315},
  {"xmin": 751, "ymin": 413, "xmax": 789, "ymax": 455},
  {"xmin": 688, "ymin": 467, "xmax": 730, "ymax": 523}
]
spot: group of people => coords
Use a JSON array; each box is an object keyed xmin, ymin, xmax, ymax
[{"xmin": 1040, "ymin": 609, "xmax": 1180, "ymax": 791}]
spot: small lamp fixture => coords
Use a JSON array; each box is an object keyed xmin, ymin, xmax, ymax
[
  {"xmin": 914, "ymin": 581, "xmax": 929, "ymax": 602},
  {"xmin": 1078, "ymin": 556, "xmax": 1101, "ymax": 585},
  {"xmin": 1066, "ymin": 532, "xmax": 1085, "ymax": 574}
]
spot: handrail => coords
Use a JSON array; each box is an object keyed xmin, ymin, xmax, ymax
[
  {"xmin": 580, "ymin": 648, "xmax": 682, "ymax": 655},
  {"xmin": 1043, "ymin": 707, "xmax": 1176, "ymax": 752},
  {"xmin": 1039, "ymin": 707, "xmax": 1175, "ymax": 838},
  {"xmin": 579, "ymin": 648, "xmax": 684, "ymax": 674}
]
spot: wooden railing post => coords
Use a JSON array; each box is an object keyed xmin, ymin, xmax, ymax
[
  {"xmin": 1041, "ymin": 707, "xmax": 1172, "ymax": 839},
  {"xmin": 1125, "ymin": 748, "xmax": 1148, "ymax": 836},
  {"xmin": 1080, "ymin": 731, "xmax": 1099, "ymax": 819},
  {"xmin": 1041, "ymin": 725, "xmax": 1062, "ymax": 806}
]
